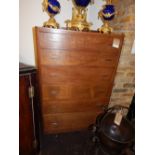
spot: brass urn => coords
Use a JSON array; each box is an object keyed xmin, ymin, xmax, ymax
[
  {"xmin": 42, "ymin": 0, "xmax": 61, "ymax": 28},
  {"xmin": 65, "ymin": 0, "xmax": 92, "ymax": 31},
  {"xmin": 98, "ymin": 0, "xmax": 116, "ymax": 33}
]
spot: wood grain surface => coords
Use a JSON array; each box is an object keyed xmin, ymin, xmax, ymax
[{"xmin": 35, "ymin": 27, "xmax": 124, "ymax": 134}]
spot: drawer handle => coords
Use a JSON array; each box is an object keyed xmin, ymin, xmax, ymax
[
  {"xmin": 51, "ymin": 122, "xmax": 59, "ymax": 127},
  {"xmin": 105, "ymin": 58, "xmax": 113, "ymax": 62},
  {"xmin": 102, "ymin": 75, "xmax": 108, "ymax": 78},
  {"xmin": 50, "ymin": 55, "xmax": 58, "ymax": 59},
  {"xmin": 50, "ymin": 73, "xmax": 58, "ymax": 77},
  {"xmin": 96, "ymin": 103, "xmax": 103, "ymax": 107},
  {"xmin": 50, "ymin": 90, "xmax": 58, "ymax": 95}
]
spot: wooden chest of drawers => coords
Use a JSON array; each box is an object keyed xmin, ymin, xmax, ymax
[{"xmin": 35, "ymin": 27, "xmax": 124, "ymax": 134}]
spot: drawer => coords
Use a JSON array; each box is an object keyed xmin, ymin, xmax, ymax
[
  {"xmin": 38, "ymin": 48, "xmax": 119, "ymax": 67},
  {"xmin": 42, "ymin": 97, "xmax": 109, "ymax": 114},
  {"xmin": 41, "ymin": 82, "xmax": 111, "ymax": 101},
  {"xmin": 40, "ymin": 66, "xmax": 115, "ymax": 84},
  {"xmin": 43, "ymin": 111, "xmax": 102, "ymax": 133},
  {"xmin": 41, "ymin": 84, "xmax": 70, "ymax": 100},
  {"xmin": 38, "ymin": 31, "xmax": 122, "ymax": 52}
]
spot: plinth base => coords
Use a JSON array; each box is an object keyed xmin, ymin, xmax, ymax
[
  {"xmin": 98, "ymin": 22, "xmax": 113, "ymax": 33},
  {"xmin": 43, "ymin": 17, "xmax": 59, "ymax": 28},
  {"xmin": 66, "ymin": 20, "xmax": 92, "ymax": 31}
]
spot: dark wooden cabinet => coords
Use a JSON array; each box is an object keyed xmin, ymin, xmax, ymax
[
  {"xmin": 19, "ymin": 63, "xmax": 40, "ymax": 155},
  {"xmin": 35, "ymin": 27, "xmax": 124, "ymax": 134}
]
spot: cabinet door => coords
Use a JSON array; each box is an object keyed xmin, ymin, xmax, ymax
[{"xmin": 19, "ymin": 75, "xmax": 35, "ymax": 155}]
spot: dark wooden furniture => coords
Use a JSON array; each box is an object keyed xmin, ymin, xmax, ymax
[
  {"xmin": 35, "ymin": 27, "xmax": 124, "ymax": 134},
  {"xmin": 19, "ymin": 63, "xmax": 40, "ymax": 155}
]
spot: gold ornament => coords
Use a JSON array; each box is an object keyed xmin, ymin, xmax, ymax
[
  {"xmin": 98, "ymin": 0, "xmax": 116, "ymax": 33},
  {"xmin": 98, "ymin": 21, "xmax": 113, "ymax": 33},
  {"xmin": 42, "ymin": 0, "xmax": 60, "ymax": 28},
  {"xmin": 65, "ymin": 1, "xmax": 92, "ymax": 31}
]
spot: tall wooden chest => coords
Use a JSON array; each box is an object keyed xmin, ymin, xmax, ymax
[{"xmin": 35, "ymin": 27, "xmax": 124, "ymax": 134}]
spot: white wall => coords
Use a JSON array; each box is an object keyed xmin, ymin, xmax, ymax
[
  {"xmin": 88, "ymin": 1, "xmax": 105, "ymax": 30},
  {"xmin": 19, "ymin": 0, "xmax": 104, "ymax": 65}
]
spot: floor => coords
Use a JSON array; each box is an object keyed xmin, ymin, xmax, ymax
[
  {"xmin": 40, "ymin": 130, "xmax": 134, "ymax": 155},
  {"xmin": 40, "ymin": 131, "xmax": 91, "ymax": 155}
]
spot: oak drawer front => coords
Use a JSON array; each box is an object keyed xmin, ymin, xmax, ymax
[
  {"xmin": 38, "ymin": 31, "xmax": 122, "ymax": 52},
  {"xmin": 41, "ymin": 84, "xmax": 70, "ymax": 100},
  {"xmin": 43, "ymin": 111, "xmax": 102, "ymax": 133},
  {"xmin": 38, "ymin": 49, "xmax": 119, "ymax": 67},
  {"xmin": 41, "ymin": 82, "xmax": 111, "ymax": 101},
  {"xmin": 42, "ymin": 97, "xmax": 109, "ymax": 114},
  {"xmin": 40, "ymin": 66, "xmax": 115, "ymax": 84}
]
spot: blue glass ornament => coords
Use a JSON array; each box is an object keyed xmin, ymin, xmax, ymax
[
  {"xmin": 42, "ymin": 0, "xmax": 61, "ymax": 28},
  {"xmin": 47, "ymin": 0, "xmax": 61, "ymax": 15},
  {"xmin": 98, "ymin": 2, "xmax": 116, "ymax": 33},
  {"xmin": 74, "ymin": 0, "xmax": 91, "ymax": 7},
  {"xmin": 103, "ymin": 4, "xmax": 115, "ymax": 21}
]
